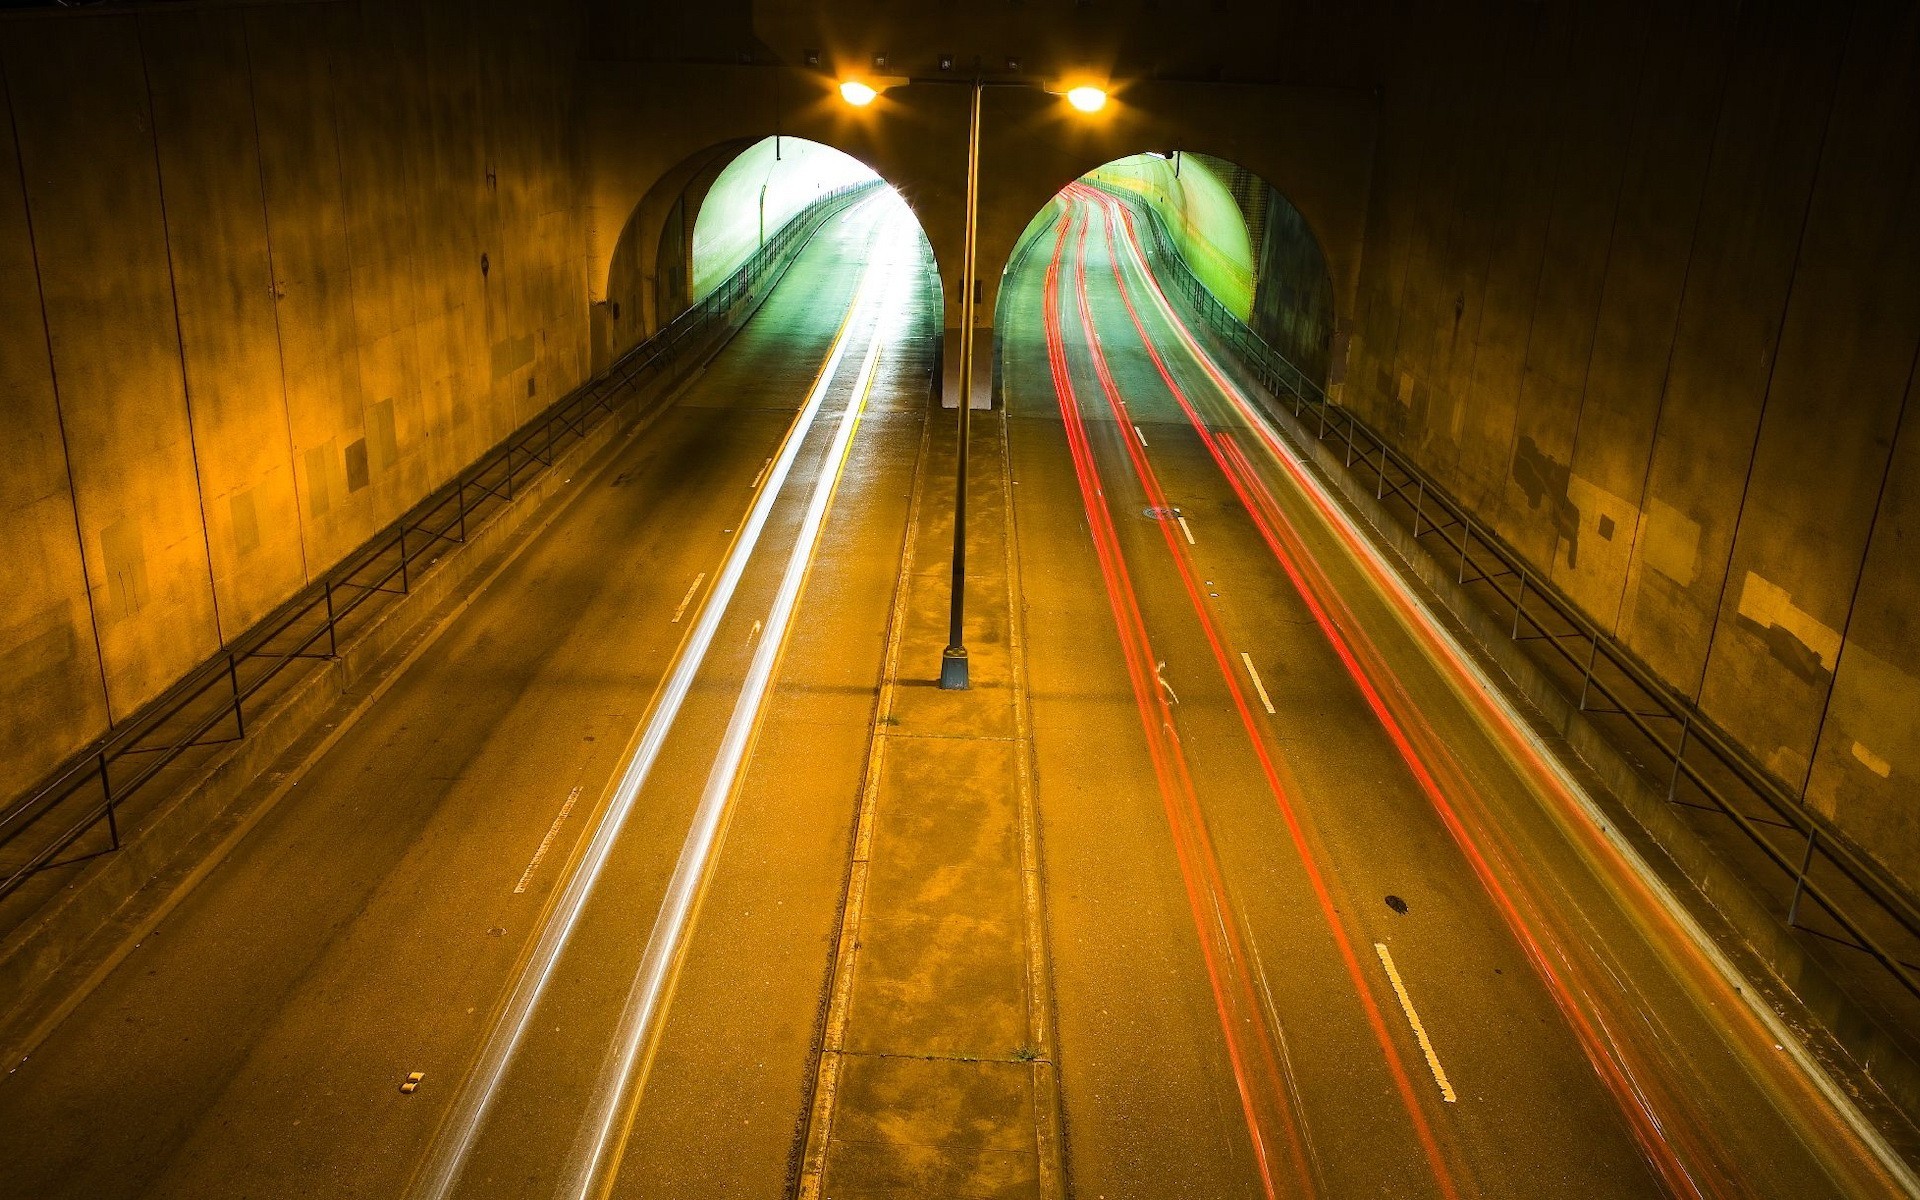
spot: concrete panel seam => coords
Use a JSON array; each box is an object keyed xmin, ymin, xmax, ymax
[
  {"xmin": 237, "ymin": 13, "xmax": 310, "ymax": 585},
  {"xmin": 133, "ymin": 15, "xmax": 226, "ymax": 648},
  {"xmin": 0, "ymin": 55, "xmax": 113, "ymax": 725}
]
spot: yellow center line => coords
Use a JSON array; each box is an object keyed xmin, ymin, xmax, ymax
[{"xmin": 1375, "ymin": 942, "xmax": 1456, "ymax": 1103}]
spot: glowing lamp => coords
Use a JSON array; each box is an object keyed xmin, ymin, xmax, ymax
[
  {"xmin": 1066, "ymin": 86, "xmax": 1108, "ymax": 113},
  {"xmin": 839, "ymin": 80, "xmax": 879, "ymax": 106}
]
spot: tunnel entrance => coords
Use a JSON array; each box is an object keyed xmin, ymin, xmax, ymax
[
  {"xmin": 604, "ymin": 136, "xmax": 942, "ymax": 368},
  {"xmin": 996, "ymin": 151, "xmax": 1335, "ymax": 393}
]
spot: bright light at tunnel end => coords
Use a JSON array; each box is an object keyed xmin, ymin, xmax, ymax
[
  {"xmin": 1066, "ymin": 85, "xmax": 1108, "ymax": 113},
  {"xmin": 839, "ymin": 80, "xmax": 878, "ymax": 106}
]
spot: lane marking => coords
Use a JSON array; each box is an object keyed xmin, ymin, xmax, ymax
[
  {"xmin": 1043, "ymin": 204, "xmax": 1308, "ymax": 1198},
  {"xmin": 1133, "ymin": 423, "xmax": 1149, "ymax": 447},
  {"xmin": 1067, "ymin": 185, "xmax": 1462, "ymax": 1199},
  {"xmin": 514, "ymin": 786, "xmax": 582, "ymax": 894},
  {"xmin": 751, "ymin": 457, "xmax": 772, "ymax": 489},
  {"xmin": 408, "ymin": 197, "xmax": 891, "ymax": 1200},
  {"xmin": 670, "ymin": 573, "xmax": 706, "ymax": 623},
  {"xmin": 1177, "ymin": 514, "xmax": 1196, "ymax": 545},
  {"xmin": 559, "ymin": 221, "xmax": 911, "ymax": 1200},
  {"xmin": 1241, "ymin": 653, "xmax": 1277, "ymax": 715},
  {"xmin": 1376, "ymin": 943, "xmax": 1456, "ymax": 1103}
]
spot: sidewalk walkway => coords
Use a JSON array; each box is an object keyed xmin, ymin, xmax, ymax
[{"xmin": 797, "ymin": 410, "xmax": 1065, "ymax": 1199}]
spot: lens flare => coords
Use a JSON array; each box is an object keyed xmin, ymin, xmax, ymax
[{"xmin": 1066, "ymin": 85, "xmax": 1108, "ymax": 113}]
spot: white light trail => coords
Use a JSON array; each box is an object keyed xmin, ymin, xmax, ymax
[
  {"xmin": 407, "ymin": 199, "xmax": 888, "ymax": 1200},
  {"xmin": 558, "ymin": 219, "xmax": 908, "ymax": 1200}
]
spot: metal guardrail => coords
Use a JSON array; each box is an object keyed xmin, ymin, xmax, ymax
[
  {"xmin": 0, "ymin": 180, "xmax": 882, "ymax": 903},
  {"xmin": 1115, "ymin": 188, "xmax": 1920, "ymax": 1005}
]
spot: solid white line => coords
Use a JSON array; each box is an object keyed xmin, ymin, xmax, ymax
[
  {"xmin": 1176, "ymin": 514, "xmax": 1196, "ymax": 545},
  {"xmin": 1240, "ymin": 652, "xmax": 1277, "ymax": 715},
  {"xmin": 514, "ymin": 786, "xmax": 582, "ymax": 895},
  {"xmin": 1375, "ymin": 943, "xmax": 1456, "ymax": 1103},
  {"xmin": 670, "ymin": 572, "xmax": 705, "ymax": 623},
  {"xmin": 1133, "ymin": 423, "xmax": 1148, "ymax": 447},
  {"xmin": 408, "ymin": 207, "xmax": 888, "ymax": 1200},
  {"xmin": 559, "ymin": 223, "xmax": 907, "ymax": 1200}
]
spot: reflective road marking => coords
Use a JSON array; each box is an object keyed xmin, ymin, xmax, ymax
[
  {"xmin": 514, "ymin": 785, "xmax": 582, "ymax": 895},
  {"xmin": 1375, "ymin": 943, "xmax": 1456, "ymax": 1103},
  {"xmin": 671, "ymin": 573, "xmax": 706, "ymax": 623},
  {"xmin": 1240, "ymin": 653, "xmax": 1276, "ymax": 715}
]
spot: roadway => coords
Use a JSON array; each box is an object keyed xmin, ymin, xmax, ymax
[
  {"xmin": 999, "ymin": 183, "xmax": 1913, "ymax": 1199},
  {"xmin": 0, "ymin": 180, "xmax": 1912, "ymax": 1200}
]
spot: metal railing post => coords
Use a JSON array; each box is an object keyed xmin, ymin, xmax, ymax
[
  {"xmin": 1787, "ymin": 828, "xmax": 1820, "ymax": 927},
  {"xmin": 1511, "ymin": 570, "xmax": 1528, "ymax": 640},
  {"xmin": 100, "ymin": 751, "xmax": 118, "ymax": 850},
  {"xmin": 228, "ymin": 654, "xmax": 245, "ymax": 738},
  {"xmin": 1578, "ymin": 636, "xmax": 1600, "ymax": 710},
  {"xmin": 1667, "ymin": 714, "xmax": 1692, "ymax": 801},
  {"xmin": 325, "ymin": 580, "xmax": 338, "ymax": 658}
]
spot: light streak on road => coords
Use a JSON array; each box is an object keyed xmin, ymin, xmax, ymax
[
  {"xmin": 1073, "ymin": 181, "xmax": 1915, "ymax": 1197},
  {"xmin": 1062, "ymin": 190, "xmax": 1463, "ymax": 1200},
  {"xmin": 1073, "ymin": 181, "xmax": 1718, "ymax": 1197},
  {"xmin": 558, "ymin": 217, "xmax": 911, "ymax": 1200},
  {"xmin": 1042, "ymin": 202, "xmax": 1315, "ymax": 1200},
  {"xmin": 407, "ymin": 197, "xmax": 891, "ymax": 1200},
  {"xmin": 1100, "ymin": 228, "xmax": 1914, "ymax": 1193}
]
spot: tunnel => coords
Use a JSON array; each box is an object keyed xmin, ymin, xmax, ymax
[{"xmin": 1, "ymin": 3, "xmax": 1918, "ymax": 1198}]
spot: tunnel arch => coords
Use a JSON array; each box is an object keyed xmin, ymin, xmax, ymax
[
  {"xmin": 994, "ymin": 149, "xmax": 1337, "ymax": 390},
  {"xmin": 600, "ymin": 132, "xmax": 945, "ymax": 366},
  {"xmin": 582, "ymin": 68, "xmax": 1376, "ymax": 397}
]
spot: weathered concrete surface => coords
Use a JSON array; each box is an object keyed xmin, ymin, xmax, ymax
[
  {"xmin": 798, "ymin": 406, "xmax": 1063, "ymax": 1199},
  {"xmin": 1343, "ymin": 0, "xmax": 1920, "ymax": 894},
  {"xmin": 0, "ymin": 0, "xmax": 590, "ymax": 800}
]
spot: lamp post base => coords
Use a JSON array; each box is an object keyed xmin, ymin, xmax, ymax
[{"xmin": 938, "ymin": 646, "xmax": 970, "ymax": 690}]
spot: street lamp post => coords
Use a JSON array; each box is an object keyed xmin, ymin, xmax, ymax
[
  {"xmin": 939, "ymin": 77, "xmax": 985, "ymax": 690},
  {"xmin": 839, "ymin": 73, "xmax": 1106, "ymax": 690}
]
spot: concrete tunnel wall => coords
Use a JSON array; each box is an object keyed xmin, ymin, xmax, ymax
[
  {"xmin": 0, "ymin": 1, "xmax": 591, "ymax": 799},
  {"xmin": 1085, "ymin": 152, "xmax": 1257, "ymax": 321},
  {"xmin": 1343, "ymin": 0, "xmax": 1920, "ymax": 892}
]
